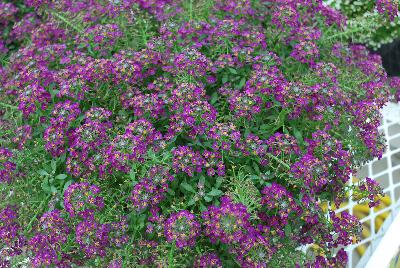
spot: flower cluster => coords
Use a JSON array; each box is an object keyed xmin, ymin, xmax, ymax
[
  {"xmin": 259, "ymin": 183, "xmax": 302, "ymax": 226},
  {"xmin": 0, "ymin": 207, "xmax": 25, "ymax": 261},
  {"xmin": 27, "ymin": 210, "xmax": 70, "ymax": 267},
  {"xmin": 193, "ymin": 253, "xmax": 223, "ymax": 268},
  {"xmin": 131, "ymin": 178, "xmax": 165, "ymax": 211},
  {"xmin": 203, "ymin": 196, "xmax": 251, "ymax": 244},
  {"xmin": 164, "ymin": 210, "xmax": 201, "ymax": 248},
  {"xmin": 77, "ymin": 24, "xmax": 124, "ymax": 56},
  {"xmin": 376, "ymin": 0, "xmax": 399, "ymax": 21},
  {"xmin": 63, "ymin": 182, "xmax": 104, "ymax": 218},
  {"xmin": 355, "ymin": 177, "xmax": 384, "ymax": 207},
  {"xmin": 75, "ymin": 219, "xmax": 110, "ymax": 257},
  {"xmin": 0, "ymin": 148, "xmax": 16, "ymax": 184},
  {"xmin": 0, "ymin": 0, "xmax": 391, "ymax": 266}
]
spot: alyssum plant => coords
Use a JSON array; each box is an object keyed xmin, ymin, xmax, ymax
[{"xmin": 0, "ymin": 0, "xmax": 395, "ymax": 267}]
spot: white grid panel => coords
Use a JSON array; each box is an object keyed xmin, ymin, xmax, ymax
[{"xmin": 338, "ymin": 102, "xmax": 400, "ymax": 268}]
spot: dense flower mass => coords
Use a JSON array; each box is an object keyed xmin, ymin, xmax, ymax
[
  {"xmin": 376, "ymin": 0, "xmax": 398, "ymax": 21},
  {"xmin": 0, "ymin": 0, "xmax": 392, "ymax": 266},
  {"xmin": 164, "ymin": 210, "xmax": 201, "ymax": 248}
]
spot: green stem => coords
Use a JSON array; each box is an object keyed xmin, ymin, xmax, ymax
[
  {"xmin": 0, "ymin": 102, "xmax": 18, "ymax": 110},
  {"xmin": 266, "ymin": 153, "xmax": 291, "ymax": 170},
  {"xmin": 189, "ymin": 0, "xmax": 193, "ymax": 21},
  {"xmin": 168, "ymin": 242, "xmax": 176, "ymax": 268},
  {"xmin": 25, "ymin": 195, "xmax": 50, "ymax": 234},
  {"xmin": 326, "ymin": 26, "xmax": 364, "ymax": 40},
  {"xmin": 51, "ymin": 11, "xmax": 83, "ymax": 33}
]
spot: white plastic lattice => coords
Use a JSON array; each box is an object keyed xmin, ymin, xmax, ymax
[{"xmin": 340, "ymin": 102, "xmax": 400, "ymax": 268}]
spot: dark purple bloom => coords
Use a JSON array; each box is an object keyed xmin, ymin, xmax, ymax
[
  {"xmin": 164, "ymin": 210, "xmax": 200, "ymax": 248},
  {"xmin": 64, "ymin": 182, "xmax": 104, "ymax": 218}
]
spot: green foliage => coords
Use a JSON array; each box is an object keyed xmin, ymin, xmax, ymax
[{"xmin": 330, "ymin": 0, "xmax": 400, "ymax": 49}]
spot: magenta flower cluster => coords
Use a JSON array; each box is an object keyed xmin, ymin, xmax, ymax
[
  {"xmin": 0, "ymin": 0, "xmax": 392, "ymax": 267},
  {"xmin": 376, "ymin": 0, "xmax": 399, "ymax": 21}
]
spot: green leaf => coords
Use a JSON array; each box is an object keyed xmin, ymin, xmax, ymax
[
  {"xmin": 129, "ymin": 168, "xmax": 136, "ymax": 181},
  {"xmin": 180, "ymin": 182, "xmax": 196, "ymax": 193},
  {"xmin": 273, "ymin": 109, "xmax": 288, "ymax": 132},
  {"xmin": 228, "ymin": 67, "xmax": 238, "ymax": 74},
  {"xmin": 210, "ymin": 92, "xmax": 219, "ymax": 105},
  {"xmin": 55, "ymin": 174, "xmax": 67, "ymax": 180},
  {"xmin": 63, "ymin": 180, "xmax": 74, "ymax": 194},
  {"xmin": 167, "ymin": 188, "xmax": 175, "ymax": 195},
  {"xmin": 215, "ymin": 177, "xmax": 223, "ymax": 188},
  {"xmin": 51, "ymin": 160, "xmax": 57, "ymax": 171},
  {"xmin": 208, "ymin": 188, "xmax": 222, "ymax": 197},
  {"xmin": 50, "ymin": 186, "xmax": 58, "ymax": 194},
  {"xmin": 237, "ymin": 77, "xmax": 246, "ymax": 89},
  {"xmin": 199, "ymin": 202, "xmax": 207, "ymax": 211},
  {"xmin": 253, "ymin": 162, "xmax": 260, "ymax": 174},
  {"xmin": 285, "ymin": 224, "xmax": 292, "ymax": 236},
  {"xmin": 41, "ymin": 179, "xmax": 50, "ymax": 193},
  {"xmin": 248, "ymin": 174, "xmax": 259, "ymax": 181},
  {"xmin": 168, "ymin": 241, "xmax": 176, "ymax": 267},
  {"xmin": 204, "ymin": 195, "xmax": 212, "ymax": 202},
  {"xmin": 187, "ymin": 198, "xmax": 196, "ymax": 206},
  {"xmin": 199, "ymin": 175, "xmax": 206, "ymax": 185},
  {"xmin": 222, "ymin": 75, "xmax": 228, "ymax": 84},
  {"xmin": 59, "ymin": 153, "xmax": 66, "ymax": 163},
  {"xmin": 293, "ymin": 127, "xmax": 304, "ymax": 145},
  {"xmin": 38, "ymin": 169, "xmax": 49, "ymax": 176}
]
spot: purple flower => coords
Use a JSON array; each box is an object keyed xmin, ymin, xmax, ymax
[
  {"xmin": 69, "ymin": 120, "xmax": 110, "ymax": 151},
  {"xmin": 329, "ymin": 211, "xmax": 362, "ymax": 247},
  {"xmin": 271, "ymin": 5, "xmax": 300, "ymax": 30},
  {"xmin": 202, "ymin": 196, "xmax": 251, "ymax": 244},
  {"xmin": 44, "ymin": 124, "xmax": 66, "ymax": 157},
  {"xmin": 233, "ymin": 230, "xmax": 274, "ymax": 268},
  {"xmin": 109, "ymin": 219, "xmax": 129, "ymax": 247},
  {"xmin": 17, "ymin": 83, "xmax": 51, "ymax": 117},
  {"xmin": 78, "ymin": 24, "xmax": 124, "ymax": 56},
  {"xmin": 37, "ymin": 210, "xmax": 70, "ymax": 244},
  {"xmin": 290, "ymin": 41, "xmax": 319, "ymax": 65},
  {"xmin": 12, "ymin": 125, "xmax": 33, "ymax": 149},
  {"xmin": 260, "ymin": 183, "xmax": 302, "ymax": 225},
  {"xmin": 356, "ymin": 177, "xmax": 383, "ymax": 208},
  {"xmin": 64, "ymin": 182, "xmax": 104, "ymax": 218},
  {"xmin": 193, "ymin": 253, "xmax": 223, "ymax": 268},
  {"xmin": 164, "ymin": 210, "xmax": 200, "ymax": 248},
  {"xmin": 0, "ymin": 148, "xmax": 16, "ymax": 184},
  {"xmin": 172, "ymin": 146, "xmax": 206, "ymax": 176},
  {"xmin": 131, "ymin": 179, "xmax": 165, "ymax": 211},
  {"xmin": 51, "ymin": 100, "xmax": 81, "ymax": 127},
  {"xmin": 84, "ymin": 107, "xmax": 112, "ymax": 122},
  {"xmin": 75, "ymin": 220, "xmax": 110, "ymax": 257},
  {"xmin": 28, "ymin": 234, "xmax": 61, "ymax": 267},
  {"xmin": 0, "ymin": 207, "xmax": 25, "ymax": 256},
  {"xmin": 377, "ymin": 0, "xmax": 398, "ymax": 21}
]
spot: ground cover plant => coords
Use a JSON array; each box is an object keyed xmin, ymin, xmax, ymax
[{"xmin": 0, "ymin": 0, "xmax": 397, "ymax": 267}]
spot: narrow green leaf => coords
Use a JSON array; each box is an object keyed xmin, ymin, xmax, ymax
[
  {"xmin": 208, "ymin": 188, "xmax": 222, "ymax": 197},
  {"xmin": 38, "ymin": 170, "xmax": 49, "ymax": 176},
  {"xmin": 285, "ymin": 224, "xmax": 292, "ymax": 236},
  {"xmin": 63, "ymin": 180, "xmax": 74, "ymax": 194},
  {"xmin": 237, "ymin": 77, "xmax": 246, "ymax": 89},
  {"xmin": 215, "ymin": 177, "xmax": 223, "ymax": 188},
  {"xmin": 228, "ymin": 67, "xmax": 238, "ymax": 74},
  {"xmin": 180, "ymin": 182, "xmax": 196, "ymax": 193},
  {"xmin": 204, "ymin": 195, "xmax": 212, "ymax": 202},
  {"xmin": 55, "ymin": 174, "xmax": 67, "ymax": 180},
  {"xmin": 51, "ymin": 160, "xmax": 57, "ymax": 171}
]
